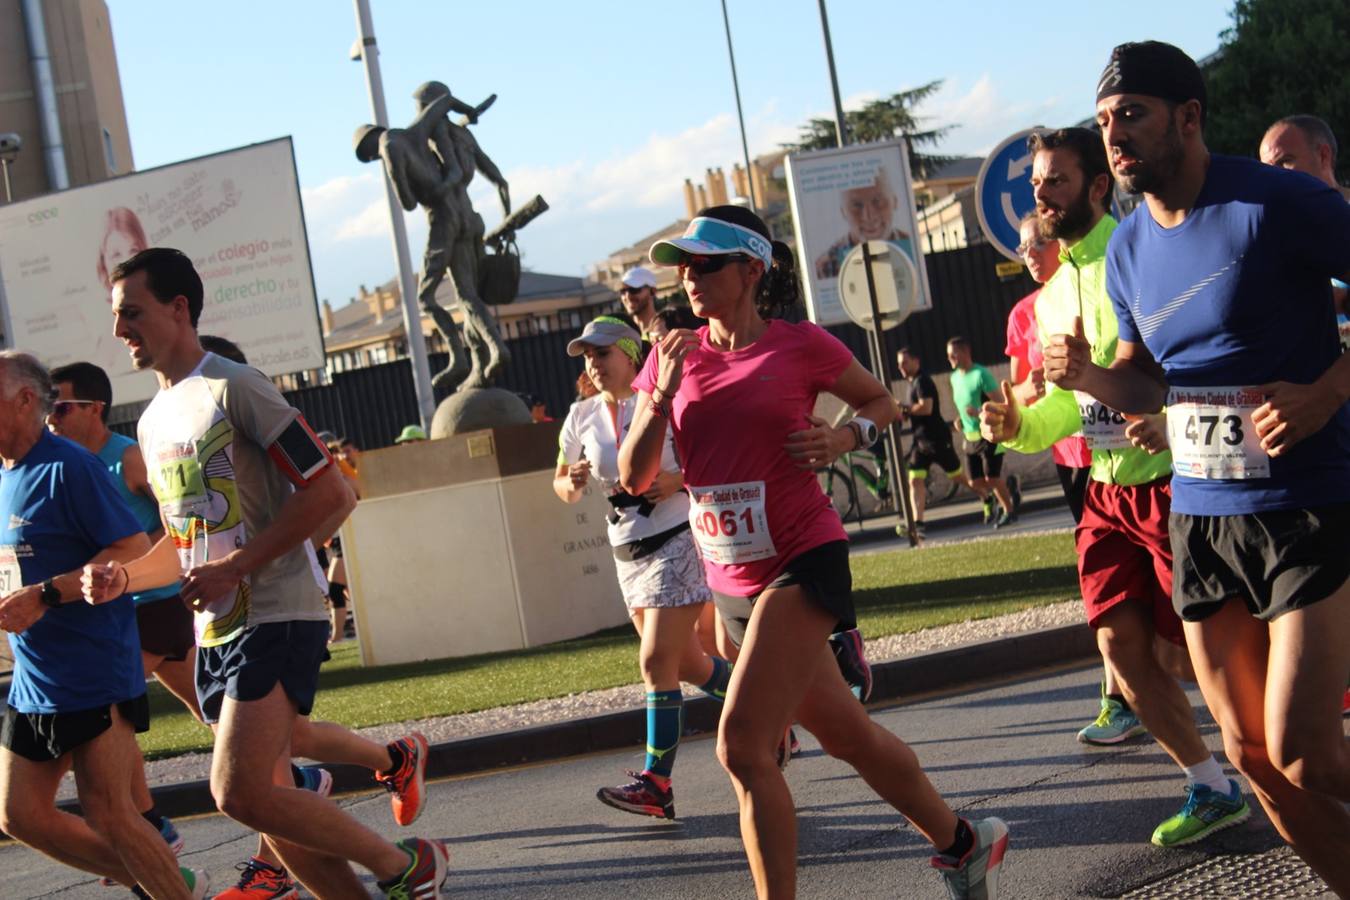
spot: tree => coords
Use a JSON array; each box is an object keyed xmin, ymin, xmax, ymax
[
  {"xmin": 782, "ymin": 80, "xmax": 958, "ymax": 179},
  {"xmin": 1205, "ymin": 0, "xmax": 1350, "ymax": 183}
]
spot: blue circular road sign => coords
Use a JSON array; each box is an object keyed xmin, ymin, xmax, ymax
[{"xmin": 975, "ymin": 128, "xmax": 1040, "ymax": 262}]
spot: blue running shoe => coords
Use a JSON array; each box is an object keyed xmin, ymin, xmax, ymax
[
  {"xmin": 296, "ymin": 765, "xmax": 334, "ymax": 797},
  {"xmin": 830, "ymin": 628, "xmax": 873, "ymax": 702}
]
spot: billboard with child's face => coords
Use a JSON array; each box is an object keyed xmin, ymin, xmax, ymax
[
  {"xmin": 785, "ymin": 139, "xmax": 932, "ymax": 327},
  {"xmin": 0, "ymin": 138, "xmax": 323, "ymax": 404}
]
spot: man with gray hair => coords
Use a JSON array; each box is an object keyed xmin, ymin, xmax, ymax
[{"xmin": 0, "ymin": 351, "xmax": 207, "ymax": 897}]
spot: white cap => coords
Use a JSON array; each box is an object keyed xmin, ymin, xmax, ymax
[{"xmin": 620, "ymin": 266, "xmax": 658, "ymax": 289}]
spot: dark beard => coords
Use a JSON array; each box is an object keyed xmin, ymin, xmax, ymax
[
  {"xmin": 1040, "ymin": 182, "xmax": 1095, "ymax": 242},
  {"xmin": 1115, "ymin": 117, "xmax": 1183, "ymax": 195}
]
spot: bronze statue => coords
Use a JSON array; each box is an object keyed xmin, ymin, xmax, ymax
[{"xmin": 355, "ymin": 81, "xmax": 545, "ymax": 396}]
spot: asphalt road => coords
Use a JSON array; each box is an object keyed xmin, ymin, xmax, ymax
[{"xmin": 5, "ymin": 662, "xmax": 1333, "ymax": 899}]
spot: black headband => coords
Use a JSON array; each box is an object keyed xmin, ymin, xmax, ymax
[{"xmin": 1097, "ymin": 41, "xmax": 1206, "ymax": 114}]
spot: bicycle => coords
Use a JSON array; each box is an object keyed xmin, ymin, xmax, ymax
[{"xmin": 817, "ymin": 447, "xmax": 893, "ymax": 523}]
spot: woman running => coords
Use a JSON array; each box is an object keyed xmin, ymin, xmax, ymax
[
  {"xmin": 619, "ymin": 206, "xmax": 1009, "ymax": 899},
  {"xmin": 554, "ymin": 315, "xmax": 733, "ymax": 820}
]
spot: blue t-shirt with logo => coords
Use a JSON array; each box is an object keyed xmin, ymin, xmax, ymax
[
  {"xmin": 96, "ymin": 431, "xmax": 181, "ymax": 606},
  {"xmin": 2, "ymin": 431, "xmax": 144, "ymax": 713},
  {"xmin": 1106, "ymin": 155, "xmax": 1350, "ymax": 515}
]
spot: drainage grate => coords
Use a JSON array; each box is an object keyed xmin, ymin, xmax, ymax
[{"xmin": 1120, "ymin": 847, "xmax": 1331, "ymax": 899}]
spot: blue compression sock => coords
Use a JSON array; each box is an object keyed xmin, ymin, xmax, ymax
[
  {"xmin": 699, "ymin": 656, "xmax": 732, "ymax": 702},
  {"xmin": 644, "ymin": 689, "xmax": 684, "ymax": 779}
]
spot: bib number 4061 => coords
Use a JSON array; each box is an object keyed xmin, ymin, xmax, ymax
[
  {"xmin": 1181, "ymin": 413, "xmax": 1243, "ymax": 447},
  {"xmin": 693, "ymin": 508, "xmax": 755, "ymax": 538}
]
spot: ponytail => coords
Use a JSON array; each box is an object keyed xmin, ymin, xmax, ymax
[{"xmin": 755, "ymin": 240, "xmax": 802, "ymax": 320}]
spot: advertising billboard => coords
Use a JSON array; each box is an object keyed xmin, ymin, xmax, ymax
[
  {"xmin": 0, "ymin": 138, "xmax": 323, "ymax": 404},
  {"xmin": 784, "ymin": 138, "xmax": 932, "ymax": 327}
]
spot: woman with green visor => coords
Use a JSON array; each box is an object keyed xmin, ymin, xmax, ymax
[{"xmin": 554, "ymin": 314, "xmax": 733, "ymax": 820}]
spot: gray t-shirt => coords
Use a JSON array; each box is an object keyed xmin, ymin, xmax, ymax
[{"xmin": 139, "ymin": 353, "xmax": 327, "ymax": 646}]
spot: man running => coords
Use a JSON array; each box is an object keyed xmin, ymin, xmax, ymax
[
  {"xmin": 47, "ymin": 361, "xmax": 192, "ymax": 865},
  {"xmin": 0, "ymin": 351, "xmax": 206, "ymax": 898},
  {"xmin": 946, "ymin": 336, "xmax": 1018, "ymax": 526},
  {"xmin": 895, "ymin": 347, "xmax": 975, "ymax": 540},
  {"xmin": 981, "ymin": 126, "xmax": 1246, "ymax": 848},
  {"xmin": 87, "ymin": 248, "xmax": 446, "ymax": 898},
  {"xmin": 618, "ymin": 266, "xmax": 661, "ymax": 340},
  {"xmin": 1063, "ymin": 41, "xmax": 1350, "ymax": 892}
]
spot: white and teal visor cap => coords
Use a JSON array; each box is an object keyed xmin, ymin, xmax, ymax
[{"xmin": 649, "ymin": 216, "xmax": 774, "ymax": 268}]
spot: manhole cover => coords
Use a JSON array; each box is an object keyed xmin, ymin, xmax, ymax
[{"xmin": 1120, "ymin": 846, "xmax": 1331, "ymax": 898}]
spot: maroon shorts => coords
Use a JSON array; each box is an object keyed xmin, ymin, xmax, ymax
[{"xmin": 1075, "ymin": 478, "xmax": 1184, "ymax": 645}]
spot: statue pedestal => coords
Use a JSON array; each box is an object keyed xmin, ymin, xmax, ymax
[{"xmin": 340, "ymin": 423, "xmax": 627, "ymax": 666}]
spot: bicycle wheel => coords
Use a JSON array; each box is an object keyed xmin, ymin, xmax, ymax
[
  {"xmin": 818, "ymin": 465, "xmax": 857, "ymax": 521},
  {"xmin": 851, "ymin": 455, "xmax": 888, "ymax": 518}
]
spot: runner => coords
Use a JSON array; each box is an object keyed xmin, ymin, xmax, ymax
[
  {"xmin": 83, "ymin": 248, "xmax": 447, "ymax": 898},
  {"xmin": 1005, "ymin": 215, "xmax": 1136, "ymax": 744},
  {"xmin": 946, "ymin": 336, "xmax": 1019, "ymax": 527},
  {"xmin": 0, "ymin": 351, "xmax": 207, "ymax": 898},
  {"xmin": 555, "ymin": 315, "xmax": 732, "ymax": 819},
  {"xmin": 895, "ymin": 346, "xmax": 977, "ymax": 541},
  {"xmin": 1067, "ymin": 41, "xmax": 1350, "ymax": 893},
  {"xmin": 621, "ymin": 206, "xmax": 1008, "ymax": 899},
  {"xmin": 47, "ymin": 361, "xmax": 193, "ymax": 861},
  {"xmin": 981, "ymin": 126, "xmax": 1246, "ymax": 849}
]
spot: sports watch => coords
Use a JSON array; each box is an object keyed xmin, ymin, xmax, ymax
[
  {"xmin": 847, "ymin": 416, "xmax": 879, "ymax": 449},
  {"xmin": 39, "ymin": 578, "xmax": 61, "ymax": 608}
]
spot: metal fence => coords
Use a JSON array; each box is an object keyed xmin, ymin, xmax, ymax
[{"xmin": 111, "ymin": 243, "xmax": 1033, "ymax": 449}]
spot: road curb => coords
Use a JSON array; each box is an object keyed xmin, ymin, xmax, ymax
[{"xmin": 120, "ymin": 622, "xmax": 1095, "ymax": 821}]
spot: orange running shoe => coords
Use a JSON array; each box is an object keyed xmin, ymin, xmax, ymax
[
  {"xmin": 375, "ymin": 732, "xmax": 430, "ymax": 826},
  {"xmin": 211, "ymin": 857, "xmax": 297, "ymax": 899}
]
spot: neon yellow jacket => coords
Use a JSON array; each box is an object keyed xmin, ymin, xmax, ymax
[{"xmin": 1003, "ymin": 215, "xmax": 1172, "ymax": 487}]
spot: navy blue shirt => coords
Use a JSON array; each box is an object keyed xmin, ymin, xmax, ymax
[
  {"xmin": 1107, "ymin": 155, "xmax": 1350, "ymax": 515},
  {"xmin": 1, "ymin": 431, "xmax": 144, "ymax": 713}
]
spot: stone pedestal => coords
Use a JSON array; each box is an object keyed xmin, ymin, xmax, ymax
[{"xmin": 341, "ymin": 423, "xmax": 628, "ymax": 666}]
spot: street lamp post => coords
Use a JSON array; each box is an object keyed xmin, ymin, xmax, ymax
[
  {"xmin": 719, "ymin": 0, "xmax": 758, "ymax": 212},
  {"xmin": 350, "ymin": 0, "xmax": 437, "ymax": 430},
  {"xmin": 0, "ymin": 133, "xmax": 20, "ymax": 204}
]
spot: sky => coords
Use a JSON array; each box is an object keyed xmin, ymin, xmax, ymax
[{"xmin": 105, "ymin": 0, "xmax": 1235, "ymax": 311}]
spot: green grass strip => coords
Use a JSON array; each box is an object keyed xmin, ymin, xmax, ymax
[{"xmin": 139, "ymin": 530, "xmax": 1077, "ymax": 760}]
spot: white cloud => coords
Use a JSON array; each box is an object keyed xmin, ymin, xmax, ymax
[{"xmin": 928, "ymin": 75, "xmax": 1064, "ymax": 157}]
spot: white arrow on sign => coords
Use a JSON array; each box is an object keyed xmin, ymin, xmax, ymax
[
  {"xmin": 1001, "ymin": 193, "xmax": 1019, "ymax": 233},
  {"xmin": 1006, "ymin": 152, "xmax": 1032, "ymax": 180}
]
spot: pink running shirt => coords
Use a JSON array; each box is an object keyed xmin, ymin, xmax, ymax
[
  {"xmin": 634, "ymin": 320, "xmax": 853, "ymax": 597},
  {"xmin": 1005, "ymin": 291, "xmax": 1091, "ymax": 469}
]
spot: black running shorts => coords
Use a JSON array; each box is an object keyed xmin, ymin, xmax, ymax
[
  {"xmin": 711, "ymin": 540, "xmax": 855, "ymax": 648},
  {"xmin": 1170, "ymin": 502, "xmax": 1350, "ymax": 622},
  {"xmin": 1, "ymin": 694, "xmax": 149, "ymax": 762}
]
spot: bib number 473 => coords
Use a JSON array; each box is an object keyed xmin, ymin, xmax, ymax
[{"xmin": 1182, "ymin": 413, "xmax": 1243, "ymax": 447}]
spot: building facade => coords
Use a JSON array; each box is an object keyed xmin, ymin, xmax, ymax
[{"xmin": 0, "ymin": 0, "xmax": 133, "ymax": 201}]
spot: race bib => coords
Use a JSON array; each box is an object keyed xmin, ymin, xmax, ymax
[
  {"xmin": 0, "ymin": 546, "xmax": 21, "ymax": 595},
  {"xmin": 153, "ymin": 442, "xmax": 209, "ymax": 517},
  {"xmin": 1166, "ymin": 387, "xmax": 1270, "ymax": 480},
  {"xmin": 1074, "ymin": 391, "xmax": 1130, "ymax": 450},
  {"xmin": 687, "ymin": 481, "xmax": 776, "ymax": 565}
]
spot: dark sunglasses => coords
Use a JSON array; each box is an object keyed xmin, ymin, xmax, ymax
[
  {"xmin": 619, "ymin": 285, "xmax": 648, "ymax": 295},
  {"xmin": 49, "ymin": 399, "xmax": 99, "ymax": 418},
  {"xmin": 679, "ymin": 254, "xmax": 749, "ymax": 276}
]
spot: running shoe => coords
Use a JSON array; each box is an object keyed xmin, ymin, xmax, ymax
[
  {"xmin": 296, "ymin": 764, "xmax": 334, "ymax": 796},
  {"xmin": 375, "ymin": 732, "xmax": 430, "ymax": 827},
  {"xmin": 596, "ymin": 770, "xmax": 676, "ymax": 819},
  {"xmin": 1007, "ymin": 475, "xmax": 1022, "ymax": 513},
  {"xmin": 378, "ymin": 837, "xmax": 449, "ymax": 899},
  {"xmin": 788, "ymin": 728, "xmax": 802, "ymax": 758},
  {"xmin": 132, "ymin": 867, "xmax": 209, "ymax": 900},
  {"xmin": 981, "ymin": 497, "xmax": 995, "ymax": 524},
  {"xmin": 993, "ymin": 509, "xmax": 1017, "ymax": 529},
  {"xmin": 931, "ymin": 816, "xmax": 1009, "ymax": 900},
  {"xmin": 1151, "ymin": 779, "xmax": 1251, "ymax": 847},
  {"xmin": 830, "ymin": 628, "xmax": 874, "ymax": 702},
  {"xmin": 1077, "ymin": 696, "xmax": 1146, "ymax": 745},
  {"xmin": 211, "ymin": 858, "xmax": 297, "ymax": 899}
]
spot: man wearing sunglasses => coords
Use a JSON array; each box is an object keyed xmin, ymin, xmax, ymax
[
  {"xmin": 618, "ymin": 266, "xmax": 661, "ymax": 340},
  {"xmin": 47, "ymin": 361, "xmax": 194, "ymax": 866}
]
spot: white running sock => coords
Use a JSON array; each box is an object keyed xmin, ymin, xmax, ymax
[{"xmin": 1183, "ymin": 757, "xmax": 1230, "ymax": 794}]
